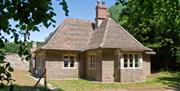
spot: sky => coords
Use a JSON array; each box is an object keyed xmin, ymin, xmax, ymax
[{"xmin": 29, "ymin": 0, "xmax": 116, "ymax": 42}]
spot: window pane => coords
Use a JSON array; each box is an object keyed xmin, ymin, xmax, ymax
[
  {"xmin": 70, "ymin": 56, "xmax": 74, "ymax": 67},
  {"xmin": 135, "ymin": 55, "xmax": 139, "ymax": 67},
  {"xmin": 64, "ymin": 56, "xmax": 69, "ymax": 67},
  {"xmin": 130, "ymin": 60, "xmax": 133, "ymax": 67},
  {"xmin": 93, "ymin": 55, "xmax": 96, "ymax": 68},
  {"xmin": 89, "ymin": 55, "xmax": 96, "ymax": 69},
  {"xmin": 124, "ymin": 54, "xmax": 128, "ymax": 68},
  {"xmin": 90, "ymin": 55, "xmax": 92, "ymax": 68},
  {"xmin": 124, "ymin": 59, "xmax": 128, "ymax": 67},
  {"xmin": 129, "ymin": 54, "xmax": 133, "ymax": 67},
  {"xmin": 124, "ymin": 54, "xmax": 127, "ymax": 58},
  {"xmin": 70, "ymin": 61, "xmax": 74, "ymax": 67},
  {"xmin": 93, "ymin": 60, "xmax": 95, "ymax": 68}
]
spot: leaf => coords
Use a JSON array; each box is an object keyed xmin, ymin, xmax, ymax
[
  {"xmin": 114, "ymin": 0, "xmax": 180, "ymax": 69},
  {"xmin": 59, "ymin": 0, "xmax": 69, "ymax": 16},
  {"xmin": 5, "ymin": 62, "xmax": 10, "ymax": 68},
  {"xmin": 0, "ymin": 0, "xmax": 70, "ymax": 87},
  {"xmin": 0, "ymin": 39, "xmax": 5, "ymax": 48},
  {"xmin": 20, "ymin": 25, "xmax": 26, "ymax": 30},
  {"xmin": 15, "ymin": 24, "xmax": 20, "ymax": 28},
  {"xmin": 8, "ymin": 67, "xmax": 14, "ymax": 72}
]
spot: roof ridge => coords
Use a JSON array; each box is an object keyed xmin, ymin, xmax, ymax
[
  {"xmin": 100, "ymin": 18, "xmax": 109, "ymax": 47},
  {"xmin": 84, "ymin": 31, "xmax": 93, "ymax": 51},
  {"xmin": 42, "ymin": 20, "xmax": 65, "ymax": 49},
  {"xmin": 64, "ymin": 18, "xmax": 93, "ymax": 23},
  {"xmin": 44, "ymin": 24, "xmax": 61, "ymax": 44}
]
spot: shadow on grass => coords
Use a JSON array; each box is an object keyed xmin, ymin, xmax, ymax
[
  {"xmin": 0, "ymin": 85, "xmax": 50, "ymax": 91},
  {"xmin": 158, "ymin": 72, "xmax": 180, "ymax": 90}
]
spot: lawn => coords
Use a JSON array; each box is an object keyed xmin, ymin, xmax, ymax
[
  {"xmin": 0, "ymin": 85, "xmax": 47, "ymax": 91},
  {"xmin": 49, "ymin": 71, "xmax": 180, "ymax": 91},
  {"xmin": 0, "ymin": 69, "xmax": 48, "ymax": 91}
]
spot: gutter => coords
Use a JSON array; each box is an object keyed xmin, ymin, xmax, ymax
[{"xmin": 145, "ymin": 52, "xmax": 156, "ymax": 55}]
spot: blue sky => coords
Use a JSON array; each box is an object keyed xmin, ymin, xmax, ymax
[{"xmin": 29, "ymin": 0, "xmax": 116, "ymax": 42}]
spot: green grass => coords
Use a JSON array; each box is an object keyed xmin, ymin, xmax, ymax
[
  {"xmin": 0, "ymin": 85, "xmax": 48, "ymax": 91},
  {"xmin": 49, "ymin": 71, "xmax": 180, "ymax": 91}
]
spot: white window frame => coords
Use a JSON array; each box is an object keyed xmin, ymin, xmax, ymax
[
  {"xmin": 120, "ymin": 52, "xmax": 142, "ymax": 69},
  {"xmin": 123, "ymin": 54, "xmax": 128, "ymax": 68},
  {"xmin": 135, "ymin": 54, "xmax": 139, "ymax": 68},
  {"xmin": 63, "ymin": 54, "xmax": 77, "ymax": 69},
  {"xmin": 88, "ymin": 53, "xmax": 96, "ymax": 70}
]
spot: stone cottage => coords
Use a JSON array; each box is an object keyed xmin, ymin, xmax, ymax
[{"xmin": 31, "ymin": 2, "xmax": 155, "ymax": 82}]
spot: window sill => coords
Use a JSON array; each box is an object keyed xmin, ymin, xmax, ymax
[
  {"xmin": 120, "ymin": 67, "xmax": 141, "ymax": 69},
  {"xmin": 62, "ymin": 67, "xmax": 77, "ymax": 69}
]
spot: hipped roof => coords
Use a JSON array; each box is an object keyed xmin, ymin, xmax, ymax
[
  {"xmin": 40, "ymin": 18, "xmax": 152, "ymax": 52},
  {"xmin": 42, "ymin": 18, "xmax": 93, "ymax": 51},
  {"xmin": 86, "ymin": 18, "xmax": 152, "ymax": 51}
]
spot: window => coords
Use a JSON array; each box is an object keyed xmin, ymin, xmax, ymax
[
  {"xmin": 135, "ymin": 54, "xmax": 139, "ymax": 67},
  {"xmin": 124, "ymin": 54, "xmax": 128, "ymax": 68},
  {"xmin": 64, "ymin": 56, "xmax": 69, "ymax": 67},
  {"xmin": 90, "ymin": 55, "xmax": 93, "ymax": 68},
  {"xmin": 123, "ymin": 54, "xmax": 140, "ymax": 68},
  {"xmin": 70, "ymin": 56, "xmax": 75, "ymax": 67},
  {"xmin": 63, "ymin": 55, "xmax": 75, "ymax": 68},
  {"xmin": 129, "ymin": 54, "xmax": 133, "ymax": 67},
  {"xmin": 89, "ymin": 54, "xmax": 96, "ymax": 69},
  {"xmin": 92, "ymin": 55, "xmax": 96, "ymax": 68}
]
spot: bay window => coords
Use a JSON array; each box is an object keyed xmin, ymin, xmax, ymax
[
  {"xmin": 129, "ymin": 54, "xmax": 133, "ymax": 67},
  {"xmin": 122, "ymin": 53, "xmax": 140, "ymax": 68},
  {"xmin": 135, "ymin": 54, "xmax": 139, "ymax": 67},
  {"xmin": 123, "ymin": 54, "xmax": 128, "ymax": 68}
]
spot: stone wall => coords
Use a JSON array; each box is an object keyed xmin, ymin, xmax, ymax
[
  {"xmin": 45, "ymin": 50, "xmax": 79, "ymax": 80},
  {"xmin": 101, "ymin": 50, "xmax": 114, "ymax": 82},
  {"xmin": 95, "ymin": 50, "xmax": 102, "ymax": 81},
  {"xmin": 46, "ymin": 61, "xmax": 78, "ymax": 80},
  {"xmin": 143, "ymin": 54, "xmax": 151, "ymax": 76},
  {"xmin": 33, "ymin": 49, "xmax": 151, "ymax": 82},
  {"xmin": 35, "ymin": 51, "xmax": 46, "ymax": 77},
  {"xmin": 86, "ymin": 50, "xmax": 99, "ymax": 80},
  {"xmin": 5, "ymin": 53, "xmax": 29, "ymax": 70},
  {"xmin": 85, "ymin": 50, "xmax": 102, "ymax": 81},
  {"xmin": 79, "ymin": 52, "xmax": 86, "ymax": 78},
  {"xmin": 120, "ymin": 68, "xmax": 145, "ymax": 82},
  {"xmin": 114, "ymin": 51, "xmax": 120, "ymax": 82}
]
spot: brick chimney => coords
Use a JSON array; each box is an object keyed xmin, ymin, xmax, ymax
[
  {"xmin": 32, "ymin": 41, "xmax": 37, "ymax": 52},
  {"xmin": 95, "ymin": 0, "xmax": 109, "ymax": 27}
]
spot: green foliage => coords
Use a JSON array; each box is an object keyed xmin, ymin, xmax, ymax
[
  {"xmin": 114, "ymin": 0, "xmax": 180, "ymax": 69},
  {"xmin": 0, "ymin": 0, "xmax": 68, "ymax": 88},
  {"xmin": 2, "ymin": 42, "xmax": 43, "ymax": 53},
  {"xmin": 3, "ymin": 43, "xmax": 20, "ymax": 53},
  {"xmin": 0, "ymin": 85, "xmax": 48, "ymax": 91},
  {"xmin": 108, "ymin": 5, "xmax": 124, "ymax": 24},
  {"xmin": 176, "ymin": 47, "xmax": 180, "ymax": 63}
]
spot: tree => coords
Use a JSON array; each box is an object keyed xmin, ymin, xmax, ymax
[
  {"xmin": 108, "ymin": 4, "xmax": 124, "ymax": 24},
  {"xmin": 114, "ymin": 0, "xmax": 180, "ymax": 70},
  {"xmin": 0, "ymin": 0, "xmax": 68, "ymax": 88}
]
